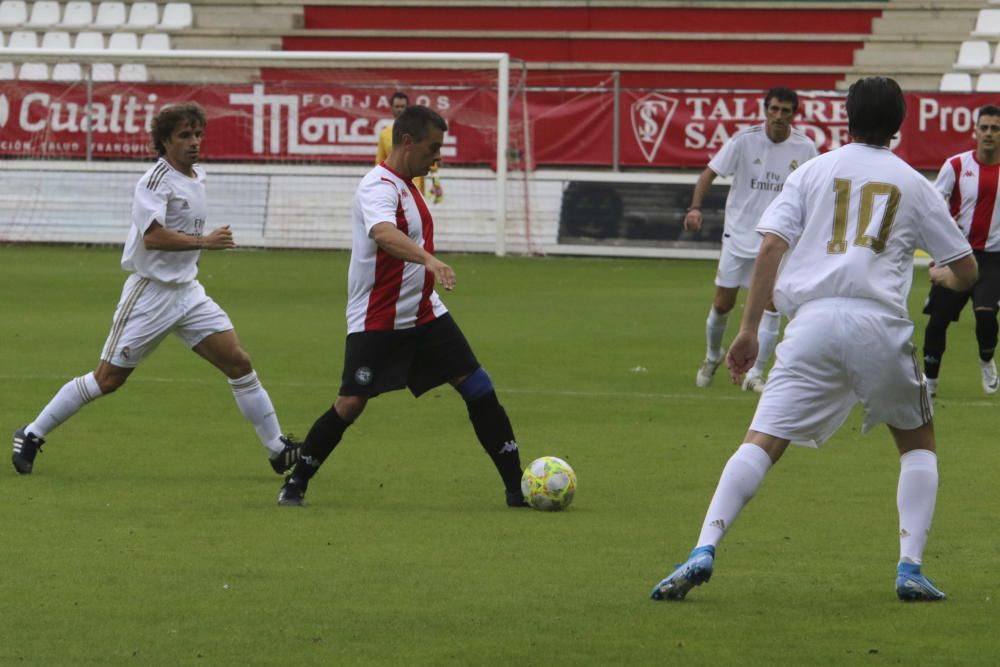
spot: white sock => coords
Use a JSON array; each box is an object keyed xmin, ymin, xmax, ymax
[
  {"xmin": 706, "ymin": 308, "xmax": 729, "ymax": 361},
  {"xmin": 228, "ymin": 371, "xmax": 284, "ymax": 456},
  {"xmin": 26, "ymin": 372, "xmax": 103, "ymax": 438},
  {"xmin": 696, "ymin": 443, "xmax": 773, "ymax": 548},
  {"xmin": 752, "ymin": 310, "xmax": 781, "ymax": 376},
  {"xmin": 897, "ymin": 449, "xmax": 938, "ymax": 565}
]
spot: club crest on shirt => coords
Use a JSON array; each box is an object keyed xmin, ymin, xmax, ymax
[
  {"xmin": 789, "ymin": 160, "xmax": 799, "ymax": 171},
  {"xmin": 354, "ymin": 366, "xmax": 373, "ymax": 385}
]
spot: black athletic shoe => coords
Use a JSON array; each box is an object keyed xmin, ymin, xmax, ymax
[
  {"xmin": 269, "ymin": 435, "xmax": 302, "ymax": 475},
  {"xmin": 506, "ymin": 489, "xmax": 530, "ymax": 508},
  {"xmin": 12, "ymin": 427, "xmax": 44, "ymax": 475},
  {"xmin": 277, "ymin": 475, "xmax": 308, "ymax": 506}
]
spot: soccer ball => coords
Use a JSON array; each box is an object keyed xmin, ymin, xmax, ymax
[{"xmin": 521, "ymin": 456, "xmax": 577, "ymax": 511}]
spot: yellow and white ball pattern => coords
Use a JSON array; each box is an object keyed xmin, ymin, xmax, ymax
[{"xmin": 521, "ymin": 456, "xmax": 576, "ymax": 511}]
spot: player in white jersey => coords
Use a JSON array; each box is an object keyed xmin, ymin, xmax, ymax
[
  {"xmin": 651, "ymin": 78, "xmax": 977, "ymax": 603},
  {"xmin": 11, "ymin": 103, "xmax": 301, "ymax": 477},
  {"xmin": 277, "ymin": 105, "xmax": 528, "ymax": 507},
  {"xmin": 685, "ymin": 87, "xmax": 819, "ymax": 392},
  {"xmin": 921, "ymin": 105, "xmax": 1000, "ymax": 397}
]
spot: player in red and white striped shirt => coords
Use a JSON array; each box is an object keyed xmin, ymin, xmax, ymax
[
  {"xmin": 278, "ymin": 105, "xmax": 527, "ymax": 507},
  {"xmin": 922, "ymin": 105, "xmax": 1000, "ymax": 396}
]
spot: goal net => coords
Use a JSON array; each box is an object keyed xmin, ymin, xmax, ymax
[{"xmin": 0, "ymin": 49, "xmax": 538, "ymax": 255}]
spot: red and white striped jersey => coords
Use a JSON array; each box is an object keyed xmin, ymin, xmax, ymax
[
  {"xmin": 345, "ymin": 163, "xmax": 447, "ymax": 333},
  {"xmin": 935, "ymin": 150, "xmax": 1000, "ymax": 252}
]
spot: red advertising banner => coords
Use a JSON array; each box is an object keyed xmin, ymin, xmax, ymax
[{"xmin": 0, "ymin": 81, "xmax": 992, "ymax": 170}]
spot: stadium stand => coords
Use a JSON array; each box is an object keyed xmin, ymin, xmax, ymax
[{"xmin": 0, "ymin": 2, "xmax": 987, "ymax": 89}]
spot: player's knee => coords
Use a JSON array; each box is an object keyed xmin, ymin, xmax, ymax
[
  {"xmin": 95, "ymin": 371, "xmax": 126, "ymax": 394},
  {"xmin": 335, "ymin": 395, "xmax": 367, "ymax": 422},
  {"xmin": 225, "ymin": 352, "xmax": 254, "ymax": 379},
  {"xmin": 456, "ymin": 367, "xmax": 494, "ymax": 402}
]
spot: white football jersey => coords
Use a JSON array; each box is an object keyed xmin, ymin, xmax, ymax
[
  {"xmin": 709, "ymin": 123, "xmax": 818, "ymax": 258},
  {"xmin": 121, "ymin": 158, "xmax": 207, "ymax": 284},
  {"xmin": 346, "ymin": 163, "xmax": 448, "ymax": 333},
  {"xmin": 933, "ymin": 150, "xmax": 1000, "ymax": 252},
  {"xmin": 758, "ymin": 143, "xmax": 973, "ymax": 318}
]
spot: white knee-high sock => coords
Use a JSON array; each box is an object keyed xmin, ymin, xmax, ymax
[
  {"xmin": 706, "ymin": 308, "xmax": 729, "ymax": 361},
  {"xmin": 229, "ymin": 371, "xmax": 284, "ymax": 455},
  {"xmin": 897, "ymin": 449, "xmax": 939, "ymax": 565},
  {"xmin": 752, "ymin": 310, "xmax": 781, "ymax": 376},
  {"xmin": 696, "ymin": 443, "xmax": 773, "ymax": 548},
  {"xmin": 26, "ymin": 373, "xmax": 103, "ymax": 438}
]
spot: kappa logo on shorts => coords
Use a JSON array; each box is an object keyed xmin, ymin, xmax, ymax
[{"xmin": 354, "ymin": 366, "xmax": 373, "ymax": 385}]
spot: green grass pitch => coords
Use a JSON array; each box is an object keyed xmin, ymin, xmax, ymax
[{"xmin": 1, "ymin": 245, "xmax": 997, "ymax": 665}]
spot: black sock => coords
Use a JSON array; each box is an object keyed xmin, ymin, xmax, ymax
[
  {"xmin": 292, "ymin": 407, "xmax": 351, "ymax": 481},
  {"xmin": 923, "ymin": 314, "xmax": 950, "ymax": 379},
  {"xmin": 975, "ymin": 309, "xmax": 998, "ymax": 362},
  {"xmin": 465, "ymin": 391, "xmax": 523, "ymax": 493}
]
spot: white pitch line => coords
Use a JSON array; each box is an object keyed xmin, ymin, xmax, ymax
[{"xmin": 2, "ymin": 373, "xmax": 996, "ymax": 406}]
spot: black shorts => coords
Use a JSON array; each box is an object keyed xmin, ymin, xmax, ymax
[
  {"xmin": 339, "ymin": 313, "xmax": 480, "ymax": 398},
  {"xmin": 923, "ymin": 251, "xmax": 1000, "ymax": 321}
]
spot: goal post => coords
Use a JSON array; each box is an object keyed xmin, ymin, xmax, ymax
[{"xmin": 0, "ymin": 47, "xmax": 529, "ymax": 255}]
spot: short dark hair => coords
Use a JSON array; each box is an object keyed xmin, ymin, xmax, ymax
[
  {"xmin": 150, "ymin": 102, "xmax": 206, "ymax": 156},
  {"xmin": 846, "ymin": 77, "xmax": 906, "ymax": 146},
  {"xmin": 392, "ymin": 105, "xmax": 447, "ymax": 145},
  {"xmin": 978, "ymin": 104, "xmax": 1000, "ymax": 120},
  {"xmin": 764, "ymin": 86, "xmax": 799, "ymax": 114},
  {"xmin": 390, "ymin": 91, "xmax": 409, "ymax": 105}
]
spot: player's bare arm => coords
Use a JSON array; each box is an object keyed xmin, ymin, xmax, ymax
[
  {"xmin": 370, "ymin": 221, "xmax": 456, "ymax": 290},
  {"xmin": 684, "ymin": 168, "xmax": 718, "ymax": 231},
  {"xmin": 143, "ymin": 221, "xmax": 234, "ymax": 251},
  {"xmin": 727, "ymin": 232, "xmax": 788, "ymax": 382},
  {"xmin": 929, "ymin": 254, "xmax": 978, "ymax": 292}
]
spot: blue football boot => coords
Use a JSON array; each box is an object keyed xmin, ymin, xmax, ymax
[{"xmin": 651, "ymin": 545, "xmax": 715, "ymax": 601}]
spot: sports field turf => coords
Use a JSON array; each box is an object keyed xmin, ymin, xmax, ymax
[{"xmin": 1, "ymin": 245, "xmax": 997, "ymax": 665}]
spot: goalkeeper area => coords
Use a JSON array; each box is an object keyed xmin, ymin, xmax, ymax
[
  {"xmin": 0, "ymin": 49, "xmax": 546, "ymax": 255},
  {"xmin": 1, "ymin": 245, "xmax": 996, "ymax": 665}
]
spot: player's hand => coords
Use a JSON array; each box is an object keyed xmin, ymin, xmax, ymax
[
  {"xmin": 683, "ymin": 209, "xmax": 703, "ymax": 232},
  {"xmin": 427, "ymin": 257, "xmax": 456, "ymax": 290},
  {"xmin": 202, "ymin": 225, "xmax": 235, "ymax": 250},
  {"xmin": 928, "ymin": 262, "xmax": 951, "ymax": 286},
  {"xmin": 430, "ymin": 180, "xmax": 444, "ymax": 204},
  {"xmin": 726, "ymin": 330, "xmax": 758, "ymax": 385}
]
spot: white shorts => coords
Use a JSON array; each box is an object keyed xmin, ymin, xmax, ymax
[
  {"xmin": 100, "ymin": 274, "xmax": 233, "ymax": 368},
  {"xmin": 750, "ymin": 298, "xmax": 931, "ymax": 447},
  {"xmin": 714, "ymin": 247, "xmax": 756, "ymax": 289}
]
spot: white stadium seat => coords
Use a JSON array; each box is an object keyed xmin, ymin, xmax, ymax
[
  {"xmin": 0, "ymin": 62, "xmax": 14, "ymax": 78},
  {"xmin": 107, "ymin": 31, "xmax": 137, "ymax": 50},
  {"xmin": 74, "ymin": 31, "xmax": 104, "ymax": 49},
  {"xmin": 956, "ymin": 41, "xmax": 992, "ymax": 69},
  {"xmin": 93, "ymin": 1, "xmax": 125, "ymax": 28},
  {"xmin": 41, "ymin": 30, "xmax": 71, "ymax": 49},
  {"xmin": 7, "ymin": 29, "xmax": 38, "ymax": 48},
  {"xmin": 940, "ymin": 72, "xmax": 973, "ymax": 92},
  {"xmin": 127, "ymin": 1, "xmax": 158, "ymax": 29},
  {"xmin": 977, "ymin": 72, "xmax": 1000, "ymax": 91},
  {"xmin": 0, "ymin": 0, "xmax": 27, "ymax": 28},
  {"xmin": 26, "ymin": 1, "xmax": 61, "ymax": 27},
  {"xmin": 140, "ymin": 32, "xmax": 170, "ymax": 50},
  {"xmin": 974, "ymin": 9, "xmax": 1000, "ymax": 36},
  {"xmin": 18, "ymin": 62, "xmax": 48, "ymax": 79},
  {"xmin": 0, "ymin": 31, "xmax": 4, "ymax": 47},
  {"xmin": 61, "ymin": 1, "xmax": 94, "ymax": 28},
  {"xmin": 118, "ymin": 63, "xmax": 147, "ymax": 81},
  {"xmin": 89, "ymin": 62, "xmax": 115, "ymax": 80},
  {"xmin": 52, "ymin": 62, "xmax": 82, "ymax": 80},
  {"xmin": 159, "ymin": 2, "xmax": 191, "ymax": 30}
]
